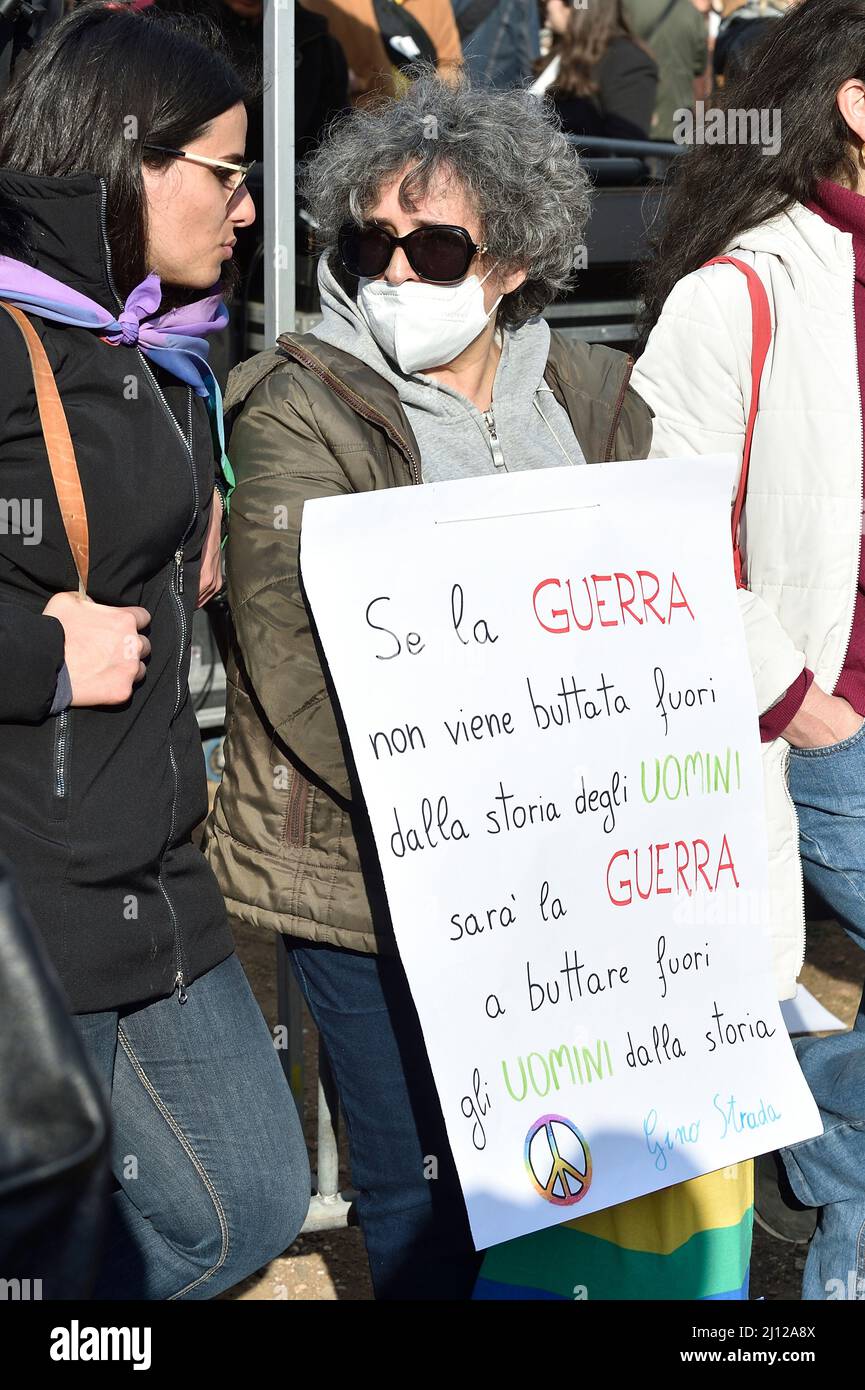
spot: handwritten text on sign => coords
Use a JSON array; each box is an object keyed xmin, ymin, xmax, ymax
[{"xmin": 300, "ymin": 457, "xmax": 821, "ymax": 1250}]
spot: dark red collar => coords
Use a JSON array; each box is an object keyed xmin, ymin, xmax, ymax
[{"xmin": 808, "ymin": 178, "xmax": 865, "ymax": 282}]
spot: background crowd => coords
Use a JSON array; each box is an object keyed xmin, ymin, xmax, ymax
[{"xmin": 1, "ymin": 0, "xmax": 795, "ymax": 145}]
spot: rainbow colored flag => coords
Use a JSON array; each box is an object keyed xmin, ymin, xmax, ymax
[{"xmin": 474, "ymin": 1163, "xmax": 753, "ymax": 1300}]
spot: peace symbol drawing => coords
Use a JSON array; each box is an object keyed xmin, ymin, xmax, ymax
[{"xmin": 525, "ymin": 1115, "xmax": 592, "ymax": 1205}]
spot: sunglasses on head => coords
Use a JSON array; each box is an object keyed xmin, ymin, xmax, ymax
[{"xmin": 338, "ymin": 222, "xmax": 489, "ymax": 285}]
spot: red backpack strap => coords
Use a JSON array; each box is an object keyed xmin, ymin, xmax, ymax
[{"xmin": 700, "ymin": 256, "xmax": 772, "ymax": 588}]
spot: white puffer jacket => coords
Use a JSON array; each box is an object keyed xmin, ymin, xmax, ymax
[{"xmin": 632, "ymin": 201, "xmax": 862, "ymax": 1001}]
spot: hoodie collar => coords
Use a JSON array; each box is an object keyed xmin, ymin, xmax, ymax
[
  {"xmin": 727, "ymin": 199, "xmax": 855, "ymax": 301},
  {"xmin": 0, "ymin": 168, "xmax": 123, "ymax": 311}
]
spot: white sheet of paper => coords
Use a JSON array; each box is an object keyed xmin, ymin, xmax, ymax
[
  {"xmin": 781, "ymin": 985, "xmax": 847, "ymax": 1036},
  {"xmin": 301, "ymin": 456, "xmax": 822, "ymax": 1250}
]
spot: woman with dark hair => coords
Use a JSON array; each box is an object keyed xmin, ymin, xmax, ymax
[
  {"xmin": 0, "ymin": 4, "xmax": 309, "ymax": 1299},
  {"xmin": 633, "ymin": 0, "xmax": 865, "ymax": 1300},
  {"xmin": 531, "ymin": 0, "xmax": 658, "ymax": 140}
]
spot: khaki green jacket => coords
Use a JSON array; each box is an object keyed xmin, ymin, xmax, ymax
[{"xmin": 203, "ymin": 331, "xmax": 653, "ymax": 953}]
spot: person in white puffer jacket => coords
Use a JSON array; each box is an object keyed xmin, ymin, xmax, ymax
[{"xmin": 632, "ymin": 0, "xmax": 865, "ymax": 1301}]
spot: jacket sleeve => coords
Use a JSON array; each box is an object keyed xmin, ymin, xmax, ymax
[
  {"xmin": 0, "ymin": 605, "xmax": 66, "ymax": 723},
  {"xmin": 225, "ymin": 370, "xmax": 354, "ymax": 801},
  {"xmin": 631, "ymin": 266, "xmax": 807, "ymax": 718}
]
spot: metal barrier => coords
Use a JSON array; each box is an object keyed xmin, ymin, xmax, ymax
[{"xmin": 275, "ymin": 935, "xmax": 357, "ymax": 1233}]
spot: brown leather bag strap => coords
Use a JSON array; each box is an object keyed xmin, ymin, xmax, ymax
[{"xmin": 1, "ymin": 301, "xmax": 89, "ymax": 596}]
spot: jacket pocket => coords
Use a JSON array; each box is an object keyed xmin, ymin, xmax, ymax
[
  {"xmin": 51, "ymin": 710, "xmax": 72, "ymax": 819},
  {"xmin": 283, "ymin": 767, "xmax": 310, "ymax": 848}
]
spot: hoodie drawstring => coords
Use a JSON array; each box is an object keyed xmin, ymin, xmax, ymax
[{"xmin": 533, "ymin": 389, "xmax": 580, "ymax": 466}]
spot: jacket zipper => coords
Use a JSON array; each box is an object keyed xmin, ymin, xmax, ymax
[
  {"xmin": 784, "ymin": 254, "xmax": 865, "ymax": 978},
  {"xmin": 828, "ymin": 257, "xmax": 864, "ymax": 692},
  {"xmin": 482, "ymin": 403, "xmax": 507, "ymax": 470},
  {"xmin": 53, "ymin": 709, "xmax": 69, "ymax": 797},
  {"xmin": 284, "ymin": 771, "xmax": 310, "ymax": 847},
  {"xmin": 98, "ymin": 179, "xmax": 197, "ymax": 1003},
  {"xmin": 159, "ymin": 389, "xmax": 198, "ymax": 1005},
  {"xmin": 277, "ymin": 337, "xmax": 422, "ymax": 484},
  {"xmin": 602, "ymin": 355, "xmax": 634, "ymax": 462},
  {"xmin": 98, "ymin": 181, "xmax": 124, "ymax": 313}
]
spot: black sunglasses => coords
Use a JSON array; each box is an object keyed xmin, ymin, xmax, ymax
[{"xmin": 338, "ymin": 223, "xmax": 489, "ymax": 285}]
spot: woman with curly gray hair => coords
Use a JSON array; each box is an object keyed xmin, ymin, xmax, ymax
[{"xmin": 204, "ymin": 69, "xmax": 652, "ymax": 1300}]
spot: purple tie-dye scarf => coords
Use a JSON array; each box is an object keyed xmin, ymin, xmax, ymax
[{"xmin": 0, "ymin": 258, "xmax": 235, "ymax": 495}]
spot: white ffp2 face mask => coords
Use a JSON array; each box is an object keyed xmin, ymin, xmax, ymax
[{"xmin": 356, "ymin": 265, "xmax": 503, "ymax": 375}]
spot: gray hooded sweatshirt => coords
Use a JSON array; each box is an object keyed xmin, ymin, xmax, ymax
[{"xmin": 310, "ymin": 254, "xmax": 587, "ymax": 484}]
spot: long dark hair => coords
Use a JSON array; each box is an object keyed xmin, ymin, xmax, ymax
[
  {"xmin": 536, "ymin": 0, "xmax": 643, "ymax": 99},
  {"xmin": 638, "ymin": 0, "xmax": 865, "ymax": 346},
  {"xmin": 0, "ymin": 191, "xmax": 33, "ymax": 260},
  {"xmin": 0, "ymin": 4, "xmax": 250, "ymax": 305}
]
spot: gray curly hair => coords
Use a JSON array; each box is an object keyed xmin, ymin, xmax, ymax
[{"xmin": 299, "ymin": 68, "xmax": 592, "ymax": 329}]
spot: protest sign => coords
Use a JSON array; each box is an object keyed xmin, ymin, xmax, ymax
[{"xmin": 300, "ymin": 456, "xmax": 822, "ymax": 1250}]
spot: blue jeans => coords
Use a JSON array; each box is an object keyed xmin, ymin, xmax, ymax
[
  {"xmin": 71, "ymin": 952, "xmax": 310, "ymax": 1300},
  {"xmin": 288, "ymin": 939, "xmax": 482, "ymax": 1300},
  {"xmin": 780, "ymin": 720, "xmax": 865, "ymax": 1299}
]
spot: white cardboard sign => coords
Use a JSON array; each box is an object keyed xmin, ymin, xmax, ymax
[{"xmin": 300, "ymin": 456, "xmax": 821, "ymax": 1249}]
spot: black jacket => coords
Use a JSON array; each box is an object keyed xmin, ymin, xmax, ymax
[
  {"xmin": 0, "ymin": 169, "xmax": 235, "ymax": 1013},
  {"xmin": 550, "ymin": 36, "xmax": 658, "ymax": 141}
]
